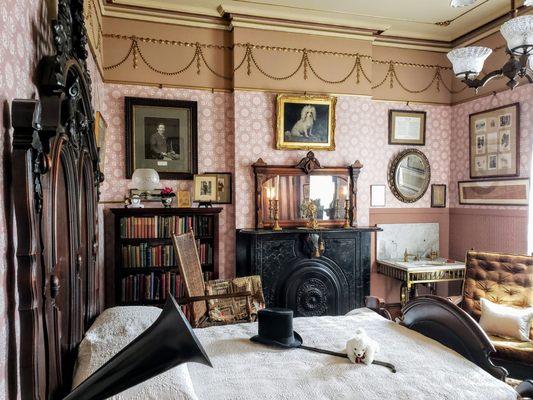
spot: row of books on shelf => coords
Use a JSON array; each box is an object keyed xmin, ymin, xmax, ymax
[
  {"xmin": 121, "ymin": 272, "xmax": 183, "ymax": 302},
  {"xmin": 120, "ymin": 271, "xmax": 215, "ymax": 303},
  {"xmin": 198, "ymin": 242, "xmax": 213, "ymax": 265},
  {"xmin": 121, "ymin": 241, "xmax": 213, "ymax": 268},
  {"xmin": 122, "ymin": 243, "xmax": 176, "ymax": 268},
  {"xmin": 120, "ymin": 215, "xmax": 214, "ymax": 238}
]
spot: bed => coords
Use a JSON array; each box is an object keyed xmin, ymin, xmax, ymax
[{"xmin": 72, "ymin": 305, "xmax": 519, "ymax": 400}]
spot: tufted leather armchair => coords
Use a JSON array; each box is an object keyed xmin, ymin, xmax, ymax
[{"xmin": 450, "ymin": 250, "xmax": 533, "ymax": 379}]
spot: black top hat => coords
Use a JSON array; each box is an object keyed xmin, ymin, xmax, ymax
[{"xmin": 250, "ymin": 308, "xmax": 303, "ymax": 348}]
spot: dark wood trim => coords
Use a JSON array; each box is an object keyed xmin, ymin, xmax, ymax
[
  {"xmin": 431, "ymin": 184, "xmax": 447, "ymax": 208},
  {"xmin": 252, "ymin": 152, "xmax": 362, "ymax": 229},
  {"xmin": 388, "ymin": 109, "xmax": 426, "ymax": 146},
  {"xmin": 125, "ymin": 96, "xmax": 198, "ymax": 180},
  {"xmin": 468, "ymin": 102, "xmax": 520, "ymax": 179}
]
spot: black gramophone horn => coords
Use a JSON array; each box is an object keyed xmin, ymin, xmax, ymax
[{"xmin": 64, "ymin": 295, "xmax": 212, "ymax": 400}]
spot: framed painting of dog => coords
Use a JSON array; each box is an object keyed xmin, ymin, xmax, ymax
[{"xmin": 276, "ymin": 94, "xmax": 336, "ymax": 151}]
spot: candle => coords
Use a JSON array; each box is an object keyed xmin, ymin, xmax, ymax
[
  {"xmin": 276, "ymin": 175, "xmax": 280, "ymax": 200},
  {"xmin": 341, "ymin": 186, "xmax": 348, "ymax": 198}
]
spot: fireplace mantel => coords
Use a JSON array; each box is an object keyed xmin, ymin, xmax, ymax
[{"xmin": 236, "ymin": 227, "xmax": 380, "ymax": 317}]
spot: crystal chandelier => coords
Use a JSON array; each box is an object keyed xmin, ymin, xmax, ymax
[{"xmin": 447, "ymin": 1, "xmax": 533, "ymax": 91}]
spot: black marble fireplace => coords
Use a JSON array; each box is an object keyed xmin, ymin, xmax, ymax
[{"xmin": 236, "ymin": 227, "xmax": 379, "ymax": 317}]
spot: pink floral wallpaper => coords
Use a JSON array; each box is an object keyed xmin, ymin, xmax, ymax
[
  {"xmin": 233, "ymin": 91, "xmax": 452, "ymax": 228},
  {"xmin": 450, "ymin": 84, "xmax": 533, "ymax": 208},
  {"xmin": 100, "ymin": 84, "xmax": 235, "ymax": 277}
]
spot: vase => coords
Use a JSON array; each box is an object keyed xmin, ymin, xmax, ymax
[{"xmin": 161, "ymin": 196, "xmax": 173, "ymax": 208}]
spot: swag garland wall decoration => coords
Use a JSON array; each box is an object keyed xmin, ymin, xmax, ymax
[{"xmin": 103, "ymin": 33, "xmax": 469, "ymax": 95}]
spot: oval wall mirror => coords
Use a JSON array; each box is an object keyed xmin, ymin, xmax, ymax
[{"xmin": 388, "ymin": 149, "xmax": 431, "ymax": 203}]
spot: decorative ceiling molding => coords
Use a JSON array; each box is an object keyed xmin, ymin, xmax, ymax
[{"xmin": 104, "ymin": 0, "xmax": 230, "ymax": 30}]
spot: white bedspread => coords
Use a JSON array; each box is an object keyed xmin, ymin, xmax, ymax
[{"xmin": 189, "ymin": 308, "xmax": 518, "ymax": 400}]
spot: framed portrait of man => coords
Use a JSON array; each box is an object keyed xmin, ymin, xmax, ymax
[{"xmin": 125, "ymin": 97, "xmax": 198, "ymax": 180}]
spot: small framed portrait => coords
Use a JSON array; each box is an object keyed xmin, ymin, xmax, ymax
[
  {"xmin": 177, "ymin": 190, "xmax": 191, "ymax": 208},
  {"xmin": 94, "ymin": 111, "xmax": 107, "ymax": 170},
  {"xmin": 204, "ymin": 172, "xmax": 232, "ymax": 204},
  {"xmin": 193, "ymin": 175, "xmax": 217, "ymax": 202},
  {"xmin": 469, "ymin": 103, "xmax": 519, "ymax": 179},
  {"xmin": 388, "ymin": 110, "xmax": 426, "ymax": 146},
  {"xmin": 125, "ymin": 97, "xmax": 198, "ymax": 180},
  {"xmin": 431, "ymin": 184, "xmax": 446, "ymax": 208},
  {"xmin": 276, "ymin": 94, "xmax": 336, "ymax": 151},
  {"xmin": 370, "ymin": 185, "xmax": 386, "ymax": 207}
]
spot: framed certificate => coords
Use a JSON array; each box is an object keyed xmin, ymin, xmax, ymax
[{"xmin": 388, "ymin": 110, "xmax": 426, "ymax": 146}]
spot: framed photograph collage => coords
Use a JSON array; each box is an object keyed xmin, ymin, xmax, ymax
[
  {"xmin": 469, "ymin": 103, "xmax": 519, "ymax": 179},
  {"xmin": 461, "ymin": 103, "xmax": 528, "ymax": 206}
]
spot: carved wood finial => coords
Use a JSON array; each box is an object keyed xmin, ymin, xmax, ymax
[
  {"xmin": 296, "ymin": 151, "xmax": 322, "ymax": 174},
  {"xmin": 252, "ymin": 158, "xmax": 267, "ymax": 167},
  {"xmin": 352, "ymin": 160, "xmax": 363, "ymax": 169}
]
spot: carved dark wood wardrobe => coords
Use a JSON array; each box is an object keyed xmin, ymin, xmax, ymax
[{"xmin": 10, "ymin": 1, "xmax": 103, "ymax": 398}]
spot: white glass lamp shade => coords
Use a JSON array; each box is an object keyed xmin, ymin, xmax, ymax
[
  {"xmin": 450, "ymin": 0, "xmax": 476, "ymax": 7},
  {"xmin": 132, "ymin": 168, "xmax": 160, "ymax": 192},
  {"xmin": 500, "ymin": 15, "xmax": 533, "ymax": 54},
  {"xmin": 446, "ymin": 46, "xmax": 492, "ymax": 78}
]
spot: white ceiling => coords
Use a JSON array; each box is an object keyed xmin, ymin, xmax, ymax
[{"xmin": 106, "ymin": 0, "xmax": 529, "ymax": 42}]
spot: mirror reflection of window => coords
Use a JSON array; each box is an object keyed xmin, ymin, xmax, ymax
[{"xmin": 310, "ymin": 176, "xmax": 335, "ymax": 220}]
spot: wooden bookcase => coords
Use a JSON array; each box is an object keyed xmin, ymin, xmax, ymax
[{"xmin": 109, "ymin": 207, "xmax": 222, "ymax": 307}]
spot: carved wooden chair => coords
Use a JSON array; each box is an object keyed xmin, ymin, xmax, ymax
[
  {"xmin": 447, "ymin": 250, "xmax": 533, "ymax": 379},
  {"xmin": 172, "ymin": 230, "xmax": 265, "ymax": 328}
]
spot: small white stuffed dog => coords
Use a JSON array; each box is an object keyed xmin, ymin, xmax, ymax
[{"xmin": 345, "ymin": 328, "xmax": 379, "ymax": 365}]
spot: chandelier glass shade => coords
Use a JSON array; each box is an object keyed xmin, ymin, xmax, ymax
[
  {"xmin": 500, "ymin": 15, "xmax": 533, "ymax": 55},
  {"xmin": 446, "ymin": 47, "xmax": 492, "ymax": 78},
  {"xmin": 447, "ymin": 11, "xmax": 533, "ymax": 91}
]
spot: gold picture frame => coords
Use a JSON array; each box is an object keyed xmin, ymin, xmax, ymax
[
  {"xmin": 94, "ymin": 111, "xmax": 107, "ymax": 170},
  {"xmin": 177, "ymin": 190, "xmax": 191, "ymax": 207},
  {"xmin": 276, "ymin": 94, "xmax": 336, "ymax": 151}
]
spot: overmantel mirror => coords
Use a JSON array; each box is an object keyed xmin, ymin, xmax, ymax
[
  {"xmin": 388, "ymin": 148, "xmax": 431, "ymax": 203},
  {"xmin": 253, "ymin": 152, "xmax": 363, "ymax": 229}
]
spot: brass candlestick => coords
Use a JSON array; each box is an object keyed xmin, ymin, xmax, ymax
[
  {"xmin": 268, "ymin": 198, "xmax": 274, "ymax": 221},
  {"xmin": 272, "ymin": 199, "xmax": 282, "ymax": 231},
  {"xmin": 343, "ymin": 199, "xmax": 351, "ymax": 229}
]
